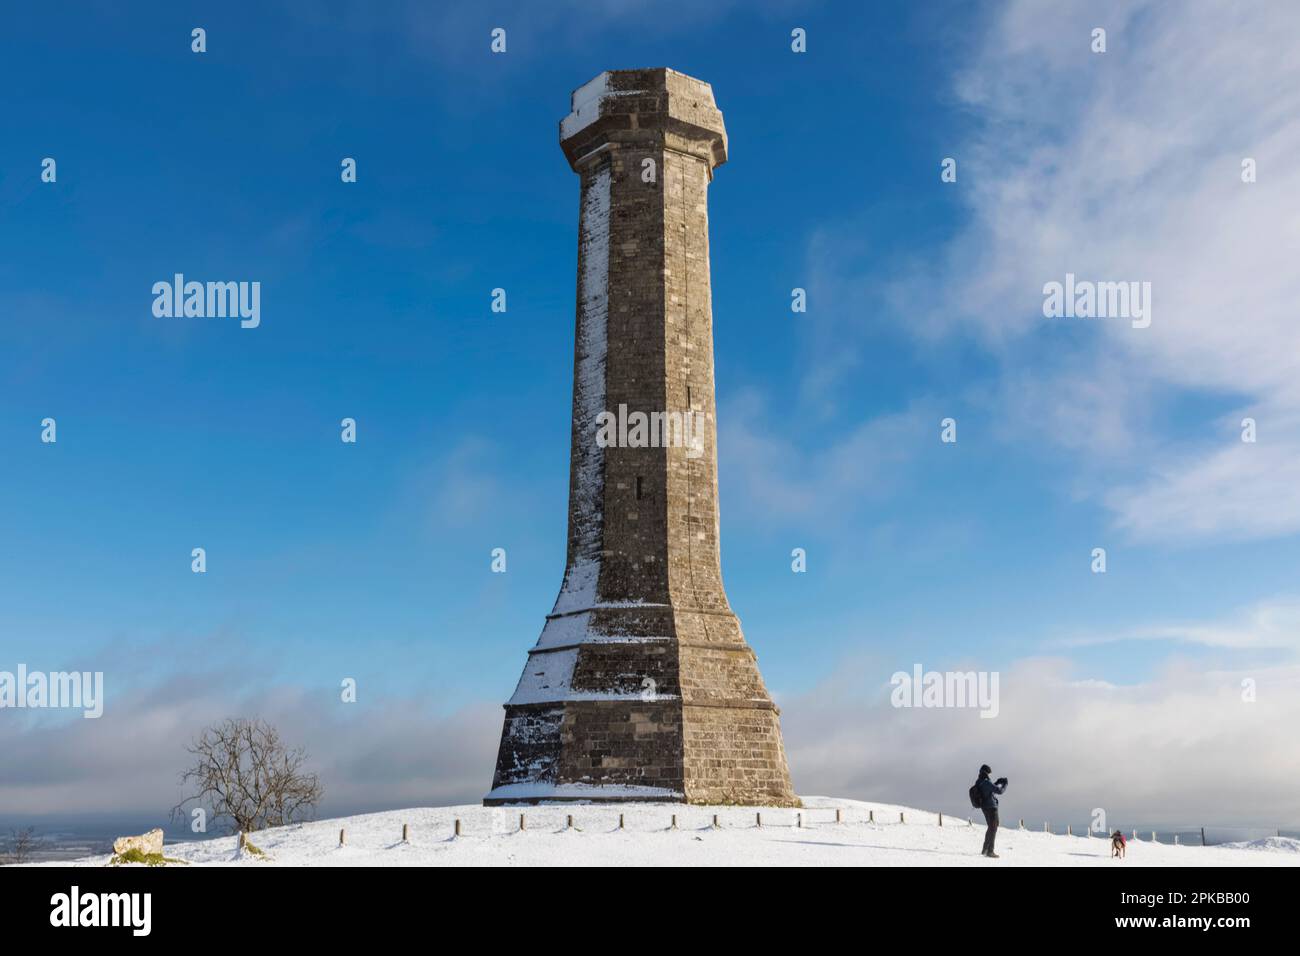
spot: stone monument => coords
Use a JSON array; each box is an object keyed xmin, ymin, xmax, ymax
[{"xmin": 485, "ymin": 69, "xmax": 797, "ymax": 807}]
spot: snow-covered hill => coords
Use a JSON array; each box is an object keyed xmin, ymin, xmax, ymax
[{"xmin": 47, "ymin": 797, "xmax": 1300, "ymax": 867}]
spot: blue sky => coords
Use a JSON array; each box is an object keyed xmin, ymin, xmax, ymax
[{"xmin": 3, "ymin": 1, "xmax": 1299, "ymax": 827}]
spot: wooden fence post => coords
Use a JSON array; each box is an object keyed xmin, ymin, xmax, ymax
[
  {"xmin": 618, "ymin": 813, "xmax": 624, "ymax": 830},
  {"xmin": 869, "ymin": 810, "xmax": 874, "ymax": 823},
  {"xmin": 402, "ymin": 823, "xmax": 409, "ymax": 842},
  {"xmin": 836, "ymin": 809, "xmax": 842, "ymax": 824},
  {"xmin": 339, "ymin": 828, "xmax": 346, "ymax": 846},
  {"xmin": 756, "ymin": 812, "xmax": 762, "ymax": 828},
  {"xmin": 900, "ymin": 811, "xmax": 905, "ymax": 824},
  {"xmin": 454, "ymin": 819, "xmax": 462, "ymax": 837},
  {"xmin": 670, "ymin": 814, "xmax": 678, "ymax": 830},
  {"xmin": 1019, "ymin": 818, "xmax": 1025, "ymax": 829},
  {"xmin": 938, "ymin": 812, "xmax": 943, "ymax": 827},
  {"xmin": 1201, "ymin": 827, "xmax": 1206, "ymax": 846},
  {"xmin": 565, "ymin": 814, "xmax": 573, "ymax": 831},
  {"xmin": 519, "ymin": 814, "xmax": 525, "ymax": 832},
  {"xmin": 712, "ymin": 814, "xmax": 720, "ymax": 829}
]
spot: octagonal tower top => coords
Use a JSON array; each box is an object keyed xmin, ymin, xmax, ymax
[{"xmin": 559, "ymin": 68, "xmax": 728, "ymax": 173}]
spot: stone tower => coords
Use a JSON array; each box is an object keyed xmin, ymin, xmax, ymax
[{"xmin": 485, "ymin": 69, "xmax": 797, "ymax": 807}]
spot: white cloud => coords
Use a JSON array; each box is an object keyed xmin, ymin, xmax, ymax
[
  {"xmin": 782, "ymin": 654, "xmax": 1300, "ymax": 827},
  {"xmin": 1060, "ymin": 598, "xmax": 1300, "ymax": 652},
  {"xmin": 1106, "ymin": 406, "xmax": 1300, "ymax": 541},
  {"xmin": 0, "ymin": 671, "xmax": 499, "ymax": 820},
  {"xmin": 10, "ymin": 598, "xmax": 1299, "ymax": 829},
  {"xmin": 785, "ymin": 594, "xmax": 1300, "ymax": 826},
  {"xmin": 820, "ymin": 0, "xmax": 1300, "ymax": 543}
]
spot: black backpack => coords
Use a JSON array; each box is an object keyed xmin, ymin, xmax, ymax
[{"xmin": 968, "ymin": 781, "xmax": 982, "ymax": 809}]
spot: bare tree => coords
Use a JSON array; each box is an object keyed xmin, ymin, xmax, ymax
[
  {"xmin": 170, "ymin": 717, "xmax": 323, "ymax": 833},
  {"xmin": 2, "ymin": 827, "xmax": 45, "ymax": 865}
]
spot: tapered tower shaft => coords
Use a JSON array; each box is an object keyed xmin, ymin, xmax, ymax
[{"xmin": 486, "ymin": 69, "xmax": 796, "ymax": 806}]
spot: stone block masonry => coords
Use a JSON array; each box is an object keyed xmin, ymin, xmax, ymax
[{"xmin": 485, "ymin": 68, "xmax": 797, "ymax": 807}]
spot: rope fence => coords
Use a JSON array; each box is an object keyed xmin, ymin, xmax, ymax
[{"xmin": 308, "ymin": 808, "xmax": 1298, "ymax": 849}]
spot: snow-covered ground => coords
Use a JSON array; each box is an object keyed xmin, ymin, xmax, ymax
[{"xmin": 44, "ymin": 797, "xmax": 1300, "ymax": 867}]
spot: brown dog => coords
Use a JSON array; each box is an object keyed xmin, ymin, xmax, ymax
[{"xmin": 1111, "ymin": 830, "xmax": 1127, "ymax": 858}]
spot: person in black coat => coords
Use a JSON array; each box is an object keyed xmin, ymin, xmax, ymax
[{"xmin": 976, "ymin": 764, "xmax": 1008, "ymax": 857}]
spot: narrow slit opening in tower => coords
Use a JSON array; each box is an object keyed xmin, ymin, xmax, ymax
[{"xmin": 636, "ymin": 476, "xmax": 645, "ymax": 500}]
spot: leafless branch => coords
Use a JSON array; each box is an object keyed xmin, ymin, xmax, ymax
[{"xmin": 170, "ymin": 717, "xmax": 323, "ymax": 834}]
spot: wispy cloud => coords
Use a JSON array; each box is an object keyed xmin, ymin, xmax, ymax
[
  {"xmin": 10, "ymin": 597, "xmax": 1300, "ymax": 827},
  {"xmin": 720, "ymin": 388, "xmax": 930, "ymax": 526},
  {"xmin": 783, "ymin": 654, "xmax": 1300, "ymax": 827},
  {"xmin": 427, "ymin": 436, "xmax": 509, "ymax": 529},
  {"xmin": 1105, "ymin": 408, "xmax": 1300, "ymax": 541},
  {"xmin": 810, "ymin": 0, "xmax": 1300, "ymax": 544},
  {"xmin": 1058, "ymin": 598, "xmax": 1300, "ymax": 652},
  {"xmin": 0, "ymin": 664, "xmax": 498, "ymax": 820}
]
